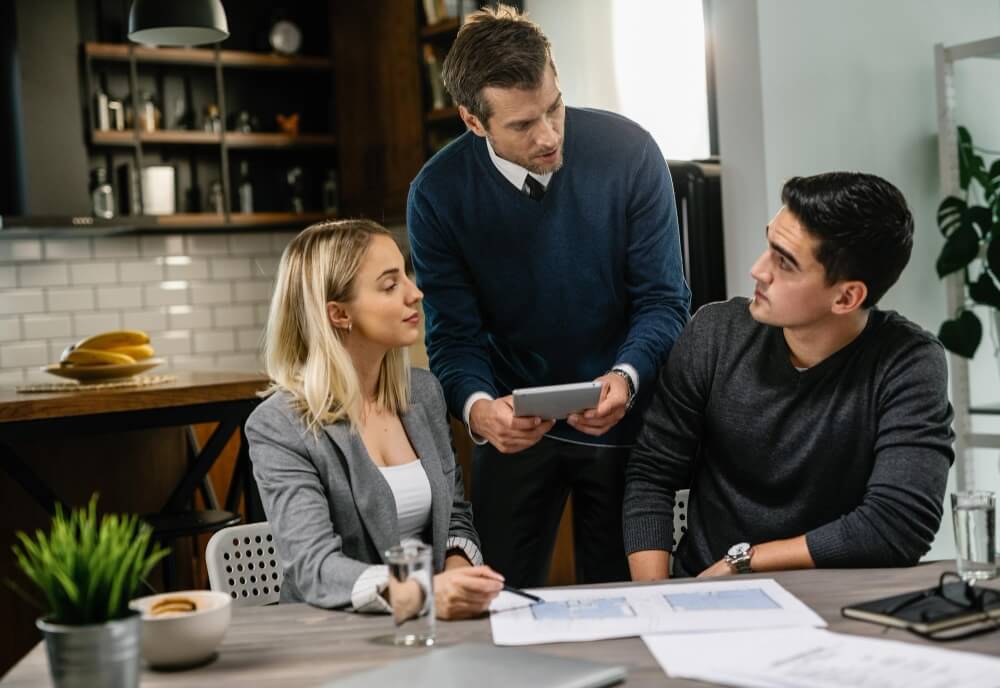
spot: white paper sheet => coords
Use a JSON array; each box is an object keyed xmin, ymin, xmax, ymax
[
  {"xmin": 642, "ymin": 627, "xmax": 1000, "ymax": 688},
  {"xmin": 489, "ymin": 578, "xmax": 825, "ymax": 646}
]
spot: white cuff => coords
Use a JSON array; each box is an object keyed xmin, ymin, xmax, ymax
[
  {"xmin": 446, "ymin": 536, "xmax": 484, "ymax": 566},
  {"xmin": 613, "ymin": 362, "xmax": 639, "ymax": 395},
  {"xmin": 350, "ymin": 564, "xmax": 391, "ymax": 613},
  {"xmin": 462, "ymin": 392, "xmax": 493, "ymax": 446}
]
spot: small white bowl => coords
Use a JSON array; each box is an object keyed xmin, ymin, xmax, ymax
[{"xmin": 129, "ymin": 590, "xmax": 232, "ymax": 668}]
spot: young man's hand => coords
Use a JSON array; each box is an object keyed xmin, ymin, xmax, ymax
[
  {"xmin": 567, "ymin": 373, "xmax": 629, "ymax": 436},
  {"xmin": 470, "ymin": 396, "xmax": 554, "ymax": 454}
]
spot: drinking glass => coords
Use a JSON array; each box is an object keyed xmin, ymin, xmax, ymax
[
  {"xmin": 382, "ymin": 542, "xmax": 435, "ymax": 646},
  {"xmin": 951, "ymin": 491, "xmax": 997, "ymax": 581}
]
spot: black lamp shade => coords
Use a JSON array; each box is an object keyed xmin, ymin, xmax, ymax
[{"xmin": 128, "ymin": 0, "xmax": 229, "ymax": 46}]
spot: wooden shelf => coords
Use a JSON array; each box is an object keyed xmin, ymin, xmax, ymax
[
  {"xmin": 226, "ymin": 132, "xmax": 337, "ymax": 149},
  {"xmin": 155, "ymin": 212, "xmax": 332, "ymax": 228},
  {"xmin": 84, "ymin": 42, "xmax": 332, "ymax": 71},
  {"xmin": 90, "ymin": 130, "xmax": 336, "ymax": 149},
  {"xmin": 425, "ymin": 106, "xmax": 460, "ymax": 123},
  {"xmin": 420, "ymin": 17, "xmax": 461, "ymax": 39}
]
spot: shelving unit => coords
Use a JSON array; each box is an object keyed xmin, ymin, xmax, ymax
[
  {"xmin": 417, "ymin": 11, "xmax": 467, "ymax": 156},
  {"xmin": 81, "ymin": 35, "xmax": 338, "ymax": 230},
  {"xmin": 934, "ymin": 35, "xmax": 1000, "ymax": 491}
]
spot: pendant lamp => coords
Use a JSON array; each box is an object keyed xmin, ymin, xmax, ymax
[{"xmin": 128, "ymin": 0, "xmax": 229, "ymax": 46}]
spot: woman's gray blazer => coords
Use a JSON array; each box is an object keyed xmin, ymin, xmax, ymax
[{"xmin": 245, "ymin": 367, "xmax": 480, "ymax": 608}]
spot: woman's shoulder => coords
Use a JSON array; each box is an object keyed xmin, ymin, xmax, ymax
[
  {"xmin": 409, "ymin": 367, "xmax": 445, "ymax": 408},
  {"xmin": 247, "ymin": 388, "xmax": 307, "ymax": 437}
]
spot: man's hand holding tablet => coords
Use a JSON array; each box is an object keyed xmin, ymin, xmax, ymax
[
  {"xmin": 469, "ymin": 396, "xmax": 555, "ymax": 454},
  {"xmin": 565, "ymin": 372, "xmax": 631, "ymax": 437}
]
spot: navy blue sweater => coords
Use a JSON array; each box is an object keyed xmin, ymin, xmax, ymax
[{"xmin": 407, "ymin": 107, "xmax": 690, "ymax": 446}]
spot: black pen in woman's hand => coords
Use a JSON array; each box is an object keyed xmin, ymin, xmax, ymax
[{"xmin": 503, "ymin": 585, "xmax": 544, "ymax": 604}]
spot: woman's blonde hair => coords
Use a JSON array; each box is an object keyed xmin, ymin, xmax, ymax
[{"xmin": 263, "ymin": 219, "xmax": 410, "ymax": 432}]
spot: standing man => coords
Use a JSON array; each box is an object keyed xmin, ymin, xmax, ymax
[
  {"xmin": 407, "ymin": 5, "xmax": 690, "ymax": 587},
  {"xmin": 625, "ymin": 172, "xmax": 954, "ymax": 580}
]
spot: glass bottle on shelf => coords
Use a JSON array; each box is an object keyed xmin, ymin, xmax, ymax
[
  {"xmin": 204, "ymin": 104, "xmax": 222, "ymax": 134},
  {"xmin": 237, "ymin": 161, "xmax": 254, "ymax": 214},
  {"xmin": 208, "ymin": 180, "xmax": 225, "ymax": 215},
  {"xmin": 90, "ymin": 168, "xmax": 115, "ymax": 219},
  {"xmin": 138, "ymin": 91, "xmax": 160, "ymax": 132},
  {"xmin": 287, "ymin": 166, "xmax": 304, "ymax": 214},
  {"xmin": 322, "ymin": 169, "xmax": 339, "ymax": 215}
]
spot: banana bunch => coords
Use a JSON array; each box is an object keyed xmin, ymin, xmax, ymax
[{"xmin": 60, "ymin": 330, "xmax": 155, "ymax": 367}]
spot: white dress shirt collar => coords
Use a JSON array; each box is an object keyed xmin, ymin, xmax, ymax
[{"xmin": 485, "ymin": 136, "xmax": 552, "ymax": 191}]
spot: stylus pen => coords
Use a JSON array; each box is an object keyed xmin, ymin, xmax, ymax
[{"xmin": 503, "ymin": 585, "xmax": 544, "ymax": 604}]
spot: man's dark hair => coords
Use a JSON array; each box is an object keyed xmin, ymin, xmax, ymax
[
  {"xmin": 781, "ymin": 172, "xmax": 913, "ymax": 308},
  {"xmin": 441, "ymin": 4, "xmax": 555, "ymax": 126}
]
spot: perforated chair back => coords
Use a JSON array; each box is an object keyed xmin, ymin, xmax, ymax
[
  {"xmin": 672, "ymin": 489, "xmax": 690, "ymax": 552},
  {"xmin": 206, "ymin": 522, "xmax": 283, "ymax": 606}
]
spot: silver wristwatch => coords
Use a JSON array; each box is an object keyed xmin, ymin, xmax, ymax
[{"xmin": 724, "ymin": 542, "xmax": 754, "ymax": 574}]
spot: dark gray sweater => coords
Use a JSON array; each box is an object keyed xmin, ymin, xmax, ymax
[{"xmin": 623, "ymin": 298, "xmax": 954, "ymax": 576}]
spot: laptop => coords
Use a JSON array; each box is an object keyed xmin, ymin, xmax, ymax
[{"xmin": 323, "ymin": 642, "xmax": 627, "ymax": 688}]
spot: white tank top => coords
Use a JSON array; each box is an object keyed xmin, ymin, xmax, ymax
[{"xmin": 378, "ymin": 459, "xmax": 432, "ymax": 543}]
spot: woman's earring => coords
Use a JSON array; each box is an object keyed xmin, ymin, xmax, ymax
[{"xmin": 347, "ymin": 322, "xmax": 352, "ymax": 334}]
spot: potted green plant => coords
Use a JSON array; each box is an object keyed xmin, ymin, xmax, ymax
[
  {"xmin": 10, "ymin": 496, "xmax": 169, "ymax": 688},
  {"xmin": 936, "ymin": 126, "xmax": 1000, "ymax": 357}
]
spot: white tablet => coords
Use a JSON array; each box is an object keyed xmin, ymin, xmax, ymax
[{"xmin": 512, "ymin": 381, "xmax": 603, "ymax": 420}]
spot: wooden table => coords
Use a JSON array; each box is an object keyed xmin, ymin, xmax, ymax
[
  {"xmin": 0, "ymin": 371, "xmax": 270, "ymax": 521},
  {"xmin": 3, "ymin": 561, "xmax": 996, "ymax": 687}
]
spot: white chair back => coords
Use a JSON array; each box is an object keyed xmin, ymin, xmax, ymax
[
  {"xmin": 672, "ymin": 489, "xmax": 690, "ymax": 551},
  {"xmin": 206, "ymin": 522, "xmax": 283, "ymax": 606}
]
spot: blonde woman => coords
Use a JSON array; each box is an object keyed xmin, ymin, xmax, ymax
[{"xmin": 245, "ymin": 219, "xmax": 503, "ymax": 618}]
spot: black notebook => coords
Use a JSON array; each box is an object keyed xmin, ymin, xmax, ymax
[{"xmin": 842, "ymin": 581, "xmax": 1000, "ymax": 637}]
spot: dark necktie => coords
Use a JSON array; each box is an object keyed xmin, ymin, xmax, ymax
[{"xmin": 522, "ymin": 175, "xmax": 546, "ymax": 201}]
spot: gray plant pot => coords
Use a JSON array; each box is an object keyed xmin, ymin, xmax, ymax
[{"xmin": 36, "ymin": 612, "xmax": 141, "ymax": 688}]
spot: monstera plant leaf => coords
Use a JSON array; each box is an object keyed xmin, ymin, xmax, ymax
[
  {"xmin": 958, "ymin": 126, "xmax": 987, "ymax": 192},
  {"xmin": 969, "ymin": 272, "xmax": 1000, "ymax": 309},
  {"xmin": 937, "ymin": 196, "xmax": 966, "ymax": 237},
  {"xmin": 936, "ymin": 220, "xmax": 980, "ymax": 278},
  {"xmin": 988, "ymin": 234, "xmax": 1000, "ymax": 276},
  {"xmin": 938, "ymin": 310, "xmax": 982, "ymax": 359}
]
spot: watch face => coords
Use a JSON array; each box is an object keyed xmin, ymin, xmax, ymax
[
  {"xmin": 727, "ymin": 542, "xmax": 751, "ymax": 558},
  {"xmin": 269, "ymin": 20, "xmax": 302, "ymax": 55}
]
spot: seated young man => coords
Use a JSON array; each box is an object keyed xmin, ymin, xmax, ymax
[{"xmin": 624, "ymin": 171, "xmax": 955, "ymax": 579}]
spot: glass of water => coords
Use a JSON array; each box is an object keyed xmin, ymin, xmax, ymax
[
  {"xmin": 951, "ymin": 491, "xmax": 997, "ymax": 582},
  {"xmin": 383, "ymin": 542, "xmax": 435, "ymax": 646}
]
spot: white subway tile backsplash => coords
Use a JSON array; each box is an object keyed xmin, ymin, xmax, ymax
[
  {"xmin": 24, "ymin": 367, "xmax": 55, "ymax": 384},
  {"xmin": 165, "ymin": 258, "xmax": 209, "ymax": 281},
  {"xmin": 168, "ymin": 305, "xmax": 212, "ymax": 329},
  {"xmin": 216, "ymin": 353, "xmax": 261, "ymax": 372},
  {"xmin": 0, "ymin": 240, "xmax": 43, "ymax": 263},
  {"xmin": 254, "ymin": 304, "xmax": 270, "ymax": 325},
  {"xmin": 23, "ymin": 314, "xmax": 72, "ymax": 340},
  {"xmin": 0, "ymin": 266, "xmax": 15, "ymax": 288},
  {"xmin": 47, "ymin": 338, "xmax": 76, "ymax": 363},
  {"xmin": 18, "ymin": 263, "xmax": 69, "ymax": 288},
  {"xmin": 1, "ymin": 340, "xmax": 49, "ymax": 367},
  {"xmin": 228, "ymin": 233, "xmax": 272, "ymax": 256},
  {"xmin": 270, "ymin": 232, "xmax": 297, "ymax": 252},
  {"xmin": 237, "ymin": 327, "xmax": 263, "ymax": 352},
  {"xmin": 0, "ymin": 289, "xmax": 45, "ymax": 314},
  {"xmin": 70, "ymin": 261, "xmax": 118, "ymax": 285},
  {"xmin": 122, "ymin": 309, "xmax": 168, "ymax": 332},
  {"xmin": 140, "ymin": 235, "xmax": 186, "ymax": 257},
  {"xmin": 73, "ymin": 311, "xmax": 122, "ymax": 336},
  {"xmin": 97, "ymin": 285, "xmax": 143, "ymax": 310},
  {"xmin": 152, "ymin": 330, "xmax": 193, "ymax": 356},
  {"xmin": 191, "ymin": 282, "xmax": 232, "ymax": 305},
  {"xmin": 195, "ymin": 330, "xmax": 235, "ymax": 353},
  {"xmin": 233, "ymin": 280, "xmax": 272, "ymax": 303},
  {"xmin": 44, "ymin": 238, "xmax": 92, "ymax": 260},
  {"xmin": 0, "ymin": 368, "xmax": 26, "ymax": 386},
  {"xmin": 46, "ymin": 287, "xmax": 95, "ymax": 312},
  {"xmin": 0, "ymin": 316, "xmax": 21, "ymax": 342},
  {"xmin": 186, "ymin": 235, "xmax": 228, "ymax": 256},
  {"xmin": 169, "ymin": 354, "xmax": 216, "ymax": 370},
  {"xmin": 119, "ymin": 259, "xmax": 164, "ymax": 283},
  {"xmin": 144, "ymin": 283, "xmax": 191, "ymax": 307},
  {"xmin": 251, "ymin": 256, "xmax": 279, "ymax": 279},
  {"xmin": 210, "ymin": 257, "xmax": 251, "ymax": 280},
  {"xmin": 93, "ymin": 236, "xmax": 140, "ymax": 259},
  {"xmin": 214, "ymin": 304, "xmax": 255, "ymax": 328}
]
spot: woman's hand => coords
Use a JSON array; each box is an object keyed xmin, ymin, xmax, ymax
[{"xmin": 434, "ymin": 565, "xmax": 504, "ymax": 620}]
